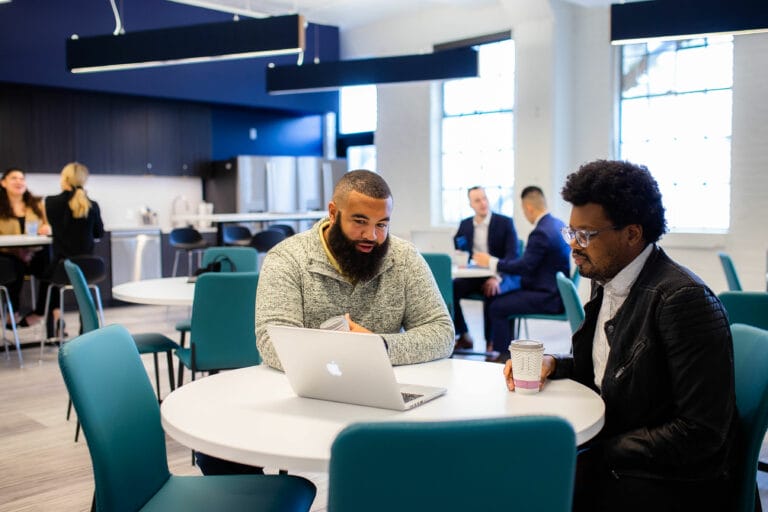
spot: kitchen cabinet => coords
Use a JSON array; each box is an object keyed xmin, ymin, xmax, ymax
[{"xmin": 0, "ymin": 83, "xmax": 212, "ymax": 176}]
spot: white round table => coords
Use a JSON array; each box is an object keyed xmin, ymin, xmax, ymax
[
  {"xmin": 161, "ymin": 358, "xmax": 605, "ymax": 472},
  {"xmin": 452, "ymin": 265, "xmax": 495, "ymax": 279},
  {"xmin": 112, "ymin": 276, "xmax": 194, "ymax": 306}
]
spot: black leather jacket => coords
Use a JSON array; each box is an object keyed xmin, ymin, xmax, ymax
[{"xmin": 552, "ymin": 245, "xmax": 736, "ymax": 481}]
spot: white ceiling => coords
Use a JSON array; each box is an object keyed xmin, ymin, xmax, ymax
[{"xmin": 167, "ymin": 0, "xmax": 618, "ymax": 29}]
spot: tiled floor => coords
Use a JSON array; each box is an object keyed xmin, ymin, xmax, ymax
[{"xmin": 0, "ymin": 299, "xmax": 766, "ymax": 510}]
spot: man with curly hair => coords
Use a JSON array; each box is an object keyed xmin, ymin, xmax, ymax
[{"xmin": 503, "ymin": 160, "xmax": 736, "ymax": 510}]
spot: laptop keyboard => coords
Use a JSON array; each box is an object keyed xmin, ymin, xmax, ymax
[{"xmin": 401, "ymin": 392, "xmax": 424, "ymax": 403}]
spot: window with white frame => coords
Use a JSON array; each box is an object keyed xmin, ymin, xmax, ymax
[
  {"xmin": 619, "ymin": 35, "xmax": 733, "ymax": 233},
  {"xmin": 441, "ymin": 39, "xmax": 515, "ymax": 225}
]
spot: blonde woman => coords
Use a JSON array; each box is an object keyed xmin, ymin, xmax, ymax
[
  {"xmin": 43, "ymin": 163, "xmax": 104, "ymax": 337},
  {"xmin": 0, "ymin": 168, "xmax": 52, "ymax": 326}
]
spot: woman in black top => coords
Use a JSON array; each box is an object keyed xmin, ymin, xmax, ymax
[{"xmin": 43, "ymin": 162, "xmax": 104, "ymax": 335}]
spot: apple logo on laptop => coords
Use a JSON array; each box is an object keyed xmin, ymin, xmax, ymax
[{"xmin": 326, "ymin": 360, "xmax": 342, "ymax": 377}]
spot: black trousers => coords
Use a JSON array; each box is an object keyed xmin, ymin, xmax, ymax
[{"xmin": 573, "ymin": 445, "xmax": 732, "ymax": 512}]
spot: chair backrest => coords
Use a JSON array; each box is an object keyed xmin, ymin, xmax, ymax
[
  {"xmin": 250, "ymin": 228, "xmax": 287, "ymax": 253},
  {"xmin": 718, "ymin": 291, "xmax": 768, "ymax": 331},
  {"xmin": 201, "ymin": 246, "xmax": 259, "ymax": 272},
  {"xmin": 169, "ymin": 227, "xmax": 204, "ymax": 246},
  {"xmin": 58, "ymin": 325, "xmax": 171, "ymax": 512},
  {"xmin": 718, "ymin": 252, "xmax": 743, "ymax": 291},
  {"xmin": 222, "ymin": 225, "xmax": 252, "ymax": 245},
  {"xmin": 50, "ymin": 255, "xmax": 107, "ymax": 286},
  {"xmin": 556, "ymin": 271, "xmax": 585, "ymax": 334},
  {"xmin": 191, "ymin": 272, "xmax": 261, "ymax": 370},
  {"xmin": 63, "ymin": 260, "xmax": 101, "ymax": 333},
  {"xmin": 731, "ymin": 324, "xmax": 768, "ymax": 512},
  {"xmin": 328, "ymin": 416, "xmax": 576, "ymax": 512},
  {"xmin": 421, "ymin": 253, "xmax": 453, "ymax": 316},
  {"xmin": 571, "ymin": 266, "xmax": 581, "ymax": 288},
  {"xmin": 269, "ymin": 223, "xmax": 296, "ymax": 237}
]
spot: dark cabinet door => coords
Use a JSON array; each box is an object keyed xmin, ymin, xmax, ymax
[
  {"xmin": 74, "ymin": 92, "xmax": 112, "ymax": 172},
  {"xmin": 0, "ymin": 85, "xmax": 33, "ymax": 170},
  {"xmin": 179, "ymin": 104, "xmax": 211, "ymax": 176},
  {"xmin": 27, "ymin": 88, "xmax": 76, "ymax": 172},
  {"xmin": 110, "ymin": 96, "xmax": 148, "ymax": 174},
  {"xmin": 146, "ymin": 100, "xmax": 180, "ymax": 175}
]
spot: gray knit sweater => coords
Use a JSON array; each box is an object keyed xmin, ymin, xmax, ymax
[{"xmin": 255, "ymin": 219, "xmax": 454, "ymax": 370}]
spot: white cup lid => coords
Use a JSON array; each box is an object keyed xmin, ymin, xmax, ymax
[{"xmin": 508, "ymin": 340, "xmax": 544, "ymax": 351}]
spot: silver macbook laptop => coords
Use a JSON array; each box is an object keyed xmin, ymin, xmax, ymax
[{"xmin": 267, "ymin": 324, "xmax": 446, "ymax": 411}]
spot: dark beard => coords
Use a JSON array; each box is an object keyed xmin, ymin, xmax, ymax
[{"xmin": 327, "ymin": 219, "xmax": 390, "ymax": 282}]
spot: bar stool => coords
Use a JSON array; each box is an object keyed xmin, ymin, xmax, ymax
[
  {"xmin": 222, "ymin": 225, "xmax": 252, "ymax": 246},
  {"xmin": 0, "ymin": 258, "xmax": 23, "ymax": 367},
  {"xmin": 170, "ymin": 227, "xmax": 208, "ymax": 276},
  {"xmin": 40, "ymin": 256, "xmax": 106, "ymax": 357}
]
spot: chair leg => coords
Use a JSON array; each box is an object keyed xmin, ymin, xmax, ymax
[
  {"xmin": 66, "ymin": 398, "xmax": 73, "ymax": 420},
  {"xmin": 152, "ymin": 352, "xmax": 161, "ymax": 401},
  {"xmin": 177, "ymin": 360, "xmax": 185, "ymax": 388},
  {"xmin": 40, "ymin": 284, "xmax": 54, "ymax": 359},
  {"xmin": 758, "ymin": 461, "xmax": 768, "ymax": 472},
  {"xmin": 187, "ymin": 250, "xmax": 194, "ymax": 276},
  {"xmin": 75, "ymin": 419, "xmax": 81, "ymax": 442},
  {"xmin": 0, "ymin": 288, "xmax": 23, "ymax": 367},
  {"xmin": 166, "ymin": 351, "xmax": 176, "ymax": 393},
  {"xmin": 172, "ymin": 250, "xmax": 181, "ymax": 277}
]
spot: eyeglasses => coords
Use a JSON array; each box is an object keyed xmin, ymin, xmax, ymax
[{"xmin": 561, "ymin": 226, "xmax": 619, "ymax": 248}]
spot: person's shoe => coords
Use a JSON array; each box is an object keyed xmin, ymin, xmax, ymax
[
  {"xmin": 454, "ymin": 333, "xmax": 474, "ymax": 350},
  {"xmin": 486, "ymin": 351, "xmax": 510, "ymax": 364}
]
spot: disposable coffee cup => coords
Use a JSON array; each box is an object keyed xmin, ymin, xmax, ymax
[
  {"xmin": 508, "ymin": 340, "xmax": 545, "ymax": 394},
  {"xmin": 452, "ymin": 250, "xmax": 470, "ymax": 267}
]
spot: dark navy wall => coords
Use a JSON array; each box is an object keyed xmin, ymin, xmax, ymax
[
  {"xmin": 0, "ymin": 0, "xmax": 339, "ymax": 114},
  {"xmin": 211, "ymin": 107, "xmax": 324, "ymax": 159}
]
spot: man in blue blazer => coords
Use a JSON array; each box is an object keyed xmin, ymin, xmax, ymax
[
  {"xmin": 473, "ymin": 186, "xmax": 571, "ymax": 361},
  {"xmin": 452, "ymin": 186, "xmax": 519, "ymax": 351}
]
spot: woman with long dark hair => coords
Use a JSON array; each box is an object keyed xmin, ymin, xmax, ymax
[{"xmin": 0, "ymin": 167, "xmax": 52, "ymax": 326}]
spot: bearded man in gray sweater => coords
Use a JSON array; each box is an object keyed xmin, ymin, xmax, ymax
[{"xmin": 256, "ymin": 169, "xmax": 454, "ymax": 371}]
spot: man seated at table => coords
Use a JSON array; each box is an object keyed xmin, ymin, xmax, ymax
[
  {"xmin": 472, "ymin": 186, "xmax": 570, "ymax": 362},
  {"xmin": 255, "ymin": 169, "xmax": 454, "ymax": 371},
  {"xmin": 503, "ymin": 160, "xmax": 736, "ymax": 511},
  {"xmin": 452, "ymin": 186, "xmax": 519, "ymax": 352}
]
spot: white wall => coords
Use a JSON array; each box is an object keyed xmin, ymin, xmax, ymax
[
  {"xmin": 343, "ymin": 0, "xmax": 768, "ymax": 293},
  {"xmin": 24, "ymin": 174, "xmax": 204, "ymax": 232}
]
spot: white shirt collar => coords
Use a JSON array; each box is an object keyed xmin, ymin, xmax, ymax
[
  {"xmin": 473, "ymin": 212, "xmax": 492, "ymax": 227},
  {"xmin": 603, "ymin": 243, "xmax": 654, "ymax": 298}
]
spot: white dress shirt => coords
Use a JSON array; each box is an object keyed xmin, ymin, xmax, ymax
[
  {"xmin": 472, "ymin": 213, "xmax": 491, "ymax": 254},
  {"xmin": 592, "ymin": 243, "xmax": 654, "ymax": 389}
]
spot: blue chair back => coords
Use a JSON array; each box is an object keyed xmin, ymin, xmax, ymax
[
  {"xmin": 718, "ymin": 292, "xmax": 768, "ymax": 331},
  {"xmin": 731, "ymin": 324, "xmax": 768, "ymax": 512},
  {"xmin": 222, "ymin": 225, "xmax": 252, "ymax": 246},
  {"xmin": 191, "ymin": 272, "xmax": 261, "ymax": 370},
  {"xmin": 63, "ymin": 259, "xmax": 101, "ymax": 333},
  {"xmin": 556, "ymin": 271, "xmax": 584, "ymax": 334},
  {"xmin": 58, "ymin": 325, "xmax": 170, "ymax": 512},
  {"xmin": 421, "ymin": 253, "xmax": 453, "ymax": 316},
  {"xmin": 250, "ymin": 228, "xmax": 287, "ymax": 253},
  {"xmin": 718, "ymin": 252, "xmax": 743, "ymax": 291},
  {"xmin": 202, "ymin": 246, "xmax": 259, "ymax": 272},
  {"xmin": 328, "ymin": 416, "xmax": 576, "ymax": 512}
]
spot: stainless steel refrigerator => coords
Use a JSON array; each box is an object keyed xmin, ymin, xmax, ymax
[{"xmin": 204, "ymin": 155, "xmax": 347, "ymax": 232}]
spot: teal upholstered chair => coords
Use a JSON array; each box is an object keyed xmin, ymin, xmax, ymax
[
  {"xmin": 731, "ymin": 324, "xmax": 768, "ymax": 512},
  {"xmin": 175, "ymin": 272, "xmax": 261, "ymax": 386},
  {"xmin": 718, "ymin": 291, "xmax": 768, "ymax": 331},
  {"xmin": 64, "ymin": 260, "xmax": 180, "ymax": 441},
  {"xmin": 327, "ymin": 416, "xmax": 576, "ymax": 512},
  {"xmin": 556, "ymin": 271, "xmax": 585, "ymax": 334},
  {"xmin": 718, "ymin": 252, "xmax": 743, "ymax": 291},
  {"xmin": 175, "ymin": 246, "xmax": 259, "ymax": 349},
  {"xmin": 421, "ymin": 253, "xmax": 453, "ymax": 318},
  {"xmin": 509, "ymin": 268, "xmax": 581, "ymax": 339},
  {"xmin": 58, "ymin": 324, "xmax": 316, "ymax": 512}
]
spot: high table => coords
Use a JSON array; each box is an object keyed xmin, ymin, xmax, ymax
[
  {"xmin": 160, "ymin": 358, "xmax": 605, "ymax": 473},
  {"xmin": 112, "ymin": 276, "xmax": 194, "ymax": 306},
  {"xmin": 0, "ymin": 234, "xmax": 52, "ymax": 248}
]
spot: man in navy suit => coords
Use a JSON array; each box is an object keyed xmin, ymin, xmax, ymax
[
  {"xmin": 452, "ymin": 186, "xmax": 519, "ymax": 351},
  {"xmin": 473, "ymin": 186, "xmax": 570, "ymax": 361}
]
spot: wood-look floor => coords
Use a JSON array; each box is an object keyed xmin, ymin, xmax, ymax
[{"xmin": 1, "ymin": 300, "xmax": 766, "ymax": 511}]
